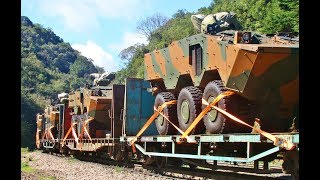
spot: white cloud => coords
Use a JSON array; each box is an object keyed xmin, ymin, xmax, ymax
[
  {"xmin": 38, "ymin": 0, "xmax": 151, "ymax": 32},
  {"xmin": 71, "ymin": 41, "xmax": 117, "ymax": 72},
  {"xmin": 39, "ymin": 1, "xmax": 99, "ymax": 32},
  {"xmin": 93, "ymin": 0, "xmax": 151, "ymax": 19},
  {"xmin": 108, "ymin": 32, "xmax": 148, "ymax": 54}
]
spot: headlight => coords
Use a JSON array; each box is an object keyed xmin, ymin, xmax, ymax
[
  {"xmin": 242, "ymin": 32, "xmax": 251, "ymax": 43},
  {"xmin": 234, "ymin": 31, "xmax": 252, "ymax": 44}
]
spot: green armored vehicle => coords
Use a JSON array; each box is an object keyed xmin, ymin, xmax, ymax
[
  {"xmin": 68, "ymin": 72, "xmax": 125, "ymax": 139},
  {"xmin": 144, "ymin": 28, "xmax": 299, "ymax": 135}
]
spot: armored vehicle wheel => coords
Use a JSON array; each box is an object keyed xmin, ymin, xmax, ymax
[
  {"xmin": 177, "ymin": 86, "xmax": 203, "ymax": 134},
  {"xmin": 154, "ymin": 92, "xmax": 177, "ymax": 135},
  {"xmin": 202, "ymin": 80, "xmax": 229, "ymax": 134}
]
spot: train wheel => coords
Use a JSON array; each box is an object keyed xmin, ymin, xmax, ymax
[
  {"xmin": 202, "ymin": 80, "xmax": 228, "ymax": 134},
  {"xmin": 143, "ymin": 146, "xmax": 156, "ymax": 166},
  {"xmin": 155, "ymin": 156, "xmax": 167, "ymax": 168},
  {"xmin": 188, "ymin": 163, "xmax": 197, "ymax": 169},
  {"xmin": 154, "ymin": 92, "xmax": 177, "ymax": 135},
  {"xmin": 177, "ymin": 86, "xmax": 203, "ymax": 134},
  {"xmin": 63, "ymin": 147, "xmax": 70, "ymax": 156}
]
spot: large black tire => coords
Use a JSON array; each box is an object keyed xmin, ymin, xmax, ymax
[
  {"xmin": 177, "ymin": 86, "xmax": 203, "ymax": 134},
  {"xmin": 202, "ymin": 80, "xmax": 251, "ymax": 134},
  {"xmin": 155, "ymin": 156, "xmax": 167, "ymax": 168},
  {"xmin": 154, "ymin": 92, "xmax": 177, "ymax": 135},
  {"xmin": 202, "ymin": 80, "xmax": 228, "ymax": 134}
]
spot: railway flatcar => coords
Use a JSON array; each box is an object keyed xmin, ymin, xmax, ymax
[{"xmin": 35, "ymin": 30, "xmax": 299, "ymax": 179}]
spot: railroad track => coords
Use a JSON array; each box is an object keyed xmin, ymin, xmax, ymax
[
  {"xmin": 143, "ymin": 164, "xmax": 293, "ymax": 180},
  {"xmin": 48, "ymin": 152, "xmax": 294, "ymax": 180}
]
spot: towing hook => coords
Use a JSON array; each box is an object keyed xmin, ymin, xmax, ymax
[
  {"xmin": 210, "ymin": 142, "xmax": 217, "ymax": 149},
  {"xmin": 161, "ymin": 142, "xmax": 167, "ymax": 148}
]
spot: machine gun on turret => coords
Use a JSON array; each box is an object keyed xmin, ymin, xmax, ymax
[{"xmin": 90, "ymin": 72, "xmax": 116, "ymax": 87}]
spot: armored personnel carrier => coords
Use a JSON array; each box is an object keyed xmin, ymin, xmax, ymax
[
  {"xmin": 144, "ymin": 30, "xmax": 299, "ymax": 135},
  {"xmin": 68, "ymin": 72, "xmax": 125, "ymax": 139}
]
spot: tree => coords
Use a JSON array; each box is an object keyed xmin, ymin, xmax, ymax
[
  {"xmin": 118, "ymin": 43, "xmax": 148, "ymax": 65},
  {"xmin": 119, "ymin": 45, "xmax": 138, "ymax": 63},
  {"xmin": 21, "ymin": 16, "xmax": 101, "ymax": 148},
  {"xmin": 69, "ymin": 56, "xmax": 97, "ymax": 78},
  {"xmin": 94, "ymin": 65, "xmax": 105, "ymax": 74},
  {"xmin": 261, "ymin": 0, "xmax": 299, "ymax": 33},
  {"xmin": 210, "ymin": 0, "xmax": 299, "ymax": 33},
  {"xmin": 136, "ymin": 13, "xmax": 169, "ymax": 39},
  {"xmin": 173, "ymin": 9, "xmax": 188, "ymax": 19}
]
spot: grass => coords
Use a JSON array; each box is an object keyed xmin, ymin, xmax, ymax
[
  {"xmin": 21, "ymin": 161, "xmax": 56, "ymax": 180},
  {"xmin": 21, "ymin": 161, "xmax": 36, "ymax": 173},
  {"xmin": 21, "ymin": 147, "xmax": 30, "ymax": 155},
  {"xmin": 68, "ymin": 156, "xmax": 78, "ymax": 162},
  {"xmin": 21, "ymin": 148, "xmax": 57, "ymax": 179},
  {"xmin": 39, "ymin": 175, "xmax": 56, "ymax": 180},
  {"xmin": 115, "ymin": 166, "xmax": 124, "ymax": 172}
]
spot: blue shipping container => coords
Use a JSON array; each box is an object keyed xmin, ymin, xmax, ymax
[{"xmin": 124, "ymin": 78, "xmax": 158, "ymax": 136}]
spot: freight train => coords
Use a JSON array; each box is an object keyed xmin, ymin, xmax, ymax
[{"xmin": 35, "ymin": 30, "xmax": 299, "ymax": 179}]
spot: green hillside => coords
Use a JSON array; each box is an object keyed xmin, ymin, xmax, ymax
[{"xmin": 21, "ymin": 16, "xmax": 104, "ymax": 148}]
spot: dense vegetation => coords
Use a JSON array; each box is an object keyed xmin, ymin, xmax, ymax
[
  {"xmin": 21, "ymin": 16, "xmax": 103, "ymax": 148},
  {"xmin": 21, "ymin": 0, "xmax": 298, "ymax": 148},
  {"xmin": 201, "ymin": 0, "xmax": 299, "ymax": 33},
  {"xmin": 114, "ymin": 0, "xmax": 299, "ymax": 84}
]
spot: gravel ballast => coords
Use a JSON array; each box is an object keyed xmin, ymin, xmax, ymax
[
  {"xmin": 21, "ymin": 151, "xmax": 294, "ymax": 180},
  {"xmin": 21, "ymin": 151, "xmax": 173, "ymax": 180}
]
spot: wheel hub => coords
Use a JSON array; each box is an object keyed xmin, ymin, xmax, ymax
[
  {"xmin": 156, "ymin": 106, "xmax": 164, "ymax": 126},
  {"xmin": 207, "ymin": 96, "xmax": 218, "ymax": 122},
  {"xmin": 181, "ymin": 100, "xmax": 190, "ymax": 124}
]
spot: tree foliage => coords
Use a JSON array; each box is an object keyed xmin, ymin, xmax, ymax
[
  {"xmin": 136, "ymin": 13, "xmax": 169, "ymax": 40},
  {"xmin": 21, "ymin": 16, "xmax": 103, "ymax": 148},
  {"xmin": 115, "ymin": 0, "xmax": 298, "ymax": 84},
  {"xmin": 204, "ymin": 0, "xmax": 299, "ymax": 33},
  {"xmin": 115, "ymin": 43, "xmax": 149, "ymax": 84}
]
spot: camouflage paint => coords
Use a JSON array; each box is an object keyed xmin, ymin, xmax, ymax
[
  {"xmin": 70, "ymin": 89, "xmax": 111, "ymax": 127},
  {"xmin": 145, "ymin": 33, "xmax": 298, "ymax": 98},
  {"xmin": 144, "ymin": 32, "xmax": 299, "ymax": 132},
  {"xmin": 87, "ymin": 97, "xmax": 112, "ymax": 129}
]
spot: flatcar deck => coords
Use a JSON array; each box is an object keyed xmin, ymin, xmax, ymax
[{"xmin": 120, "ymin": 133, "xmax": 299, "ymax": 163}]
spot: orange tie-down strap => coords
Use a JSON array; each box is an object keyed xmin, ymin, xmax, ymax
[
  {"xmin": 180, "ymin": 91, "xmax": 235, "ymax": 140},
  {"xmin": 130, "ymin": 100, "xmax": 177, "ymax": 146},
  {"xmin": 211, "ymin": 105, "xmax": 295, "ymax": 150},
  {"xmin": 41, "ymin": 129, "xmax": 46, "ymax": 142},
  {"xmin": 36, "ymin": 128, "xmax": 40, "ymax": 148},
  {"xmin": 154, "ymin": 106, "xmax": 195, "ymax": 143},
  {"xmin": 61, "ymin": 122, "xmax": 78, "ymax": 146},
  {"xmin": 78, "ymin": 117, "xmax": 94, "ymax": 150},
  {"xmin": 41, "ymin": 124, "xmax": 50, "ymax": 141},
  {"xmin": 199, "ymin": 97, "xmax": 295, "ymax": 151},
  {"xmin": 48, "ymin": 126, "xmax": 56, "ymax": 143}
]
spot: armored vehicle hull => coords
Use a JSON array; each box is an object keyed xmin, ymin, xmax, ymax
[{"xmin": 144, "ymin": 32, "xmax": 299, "ymax": 134}]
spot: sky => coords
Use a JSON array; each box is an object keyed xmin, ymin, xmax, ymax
[{"xmin": 21, "ymin": 0, "xmax": 212, "ymax": 73}]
